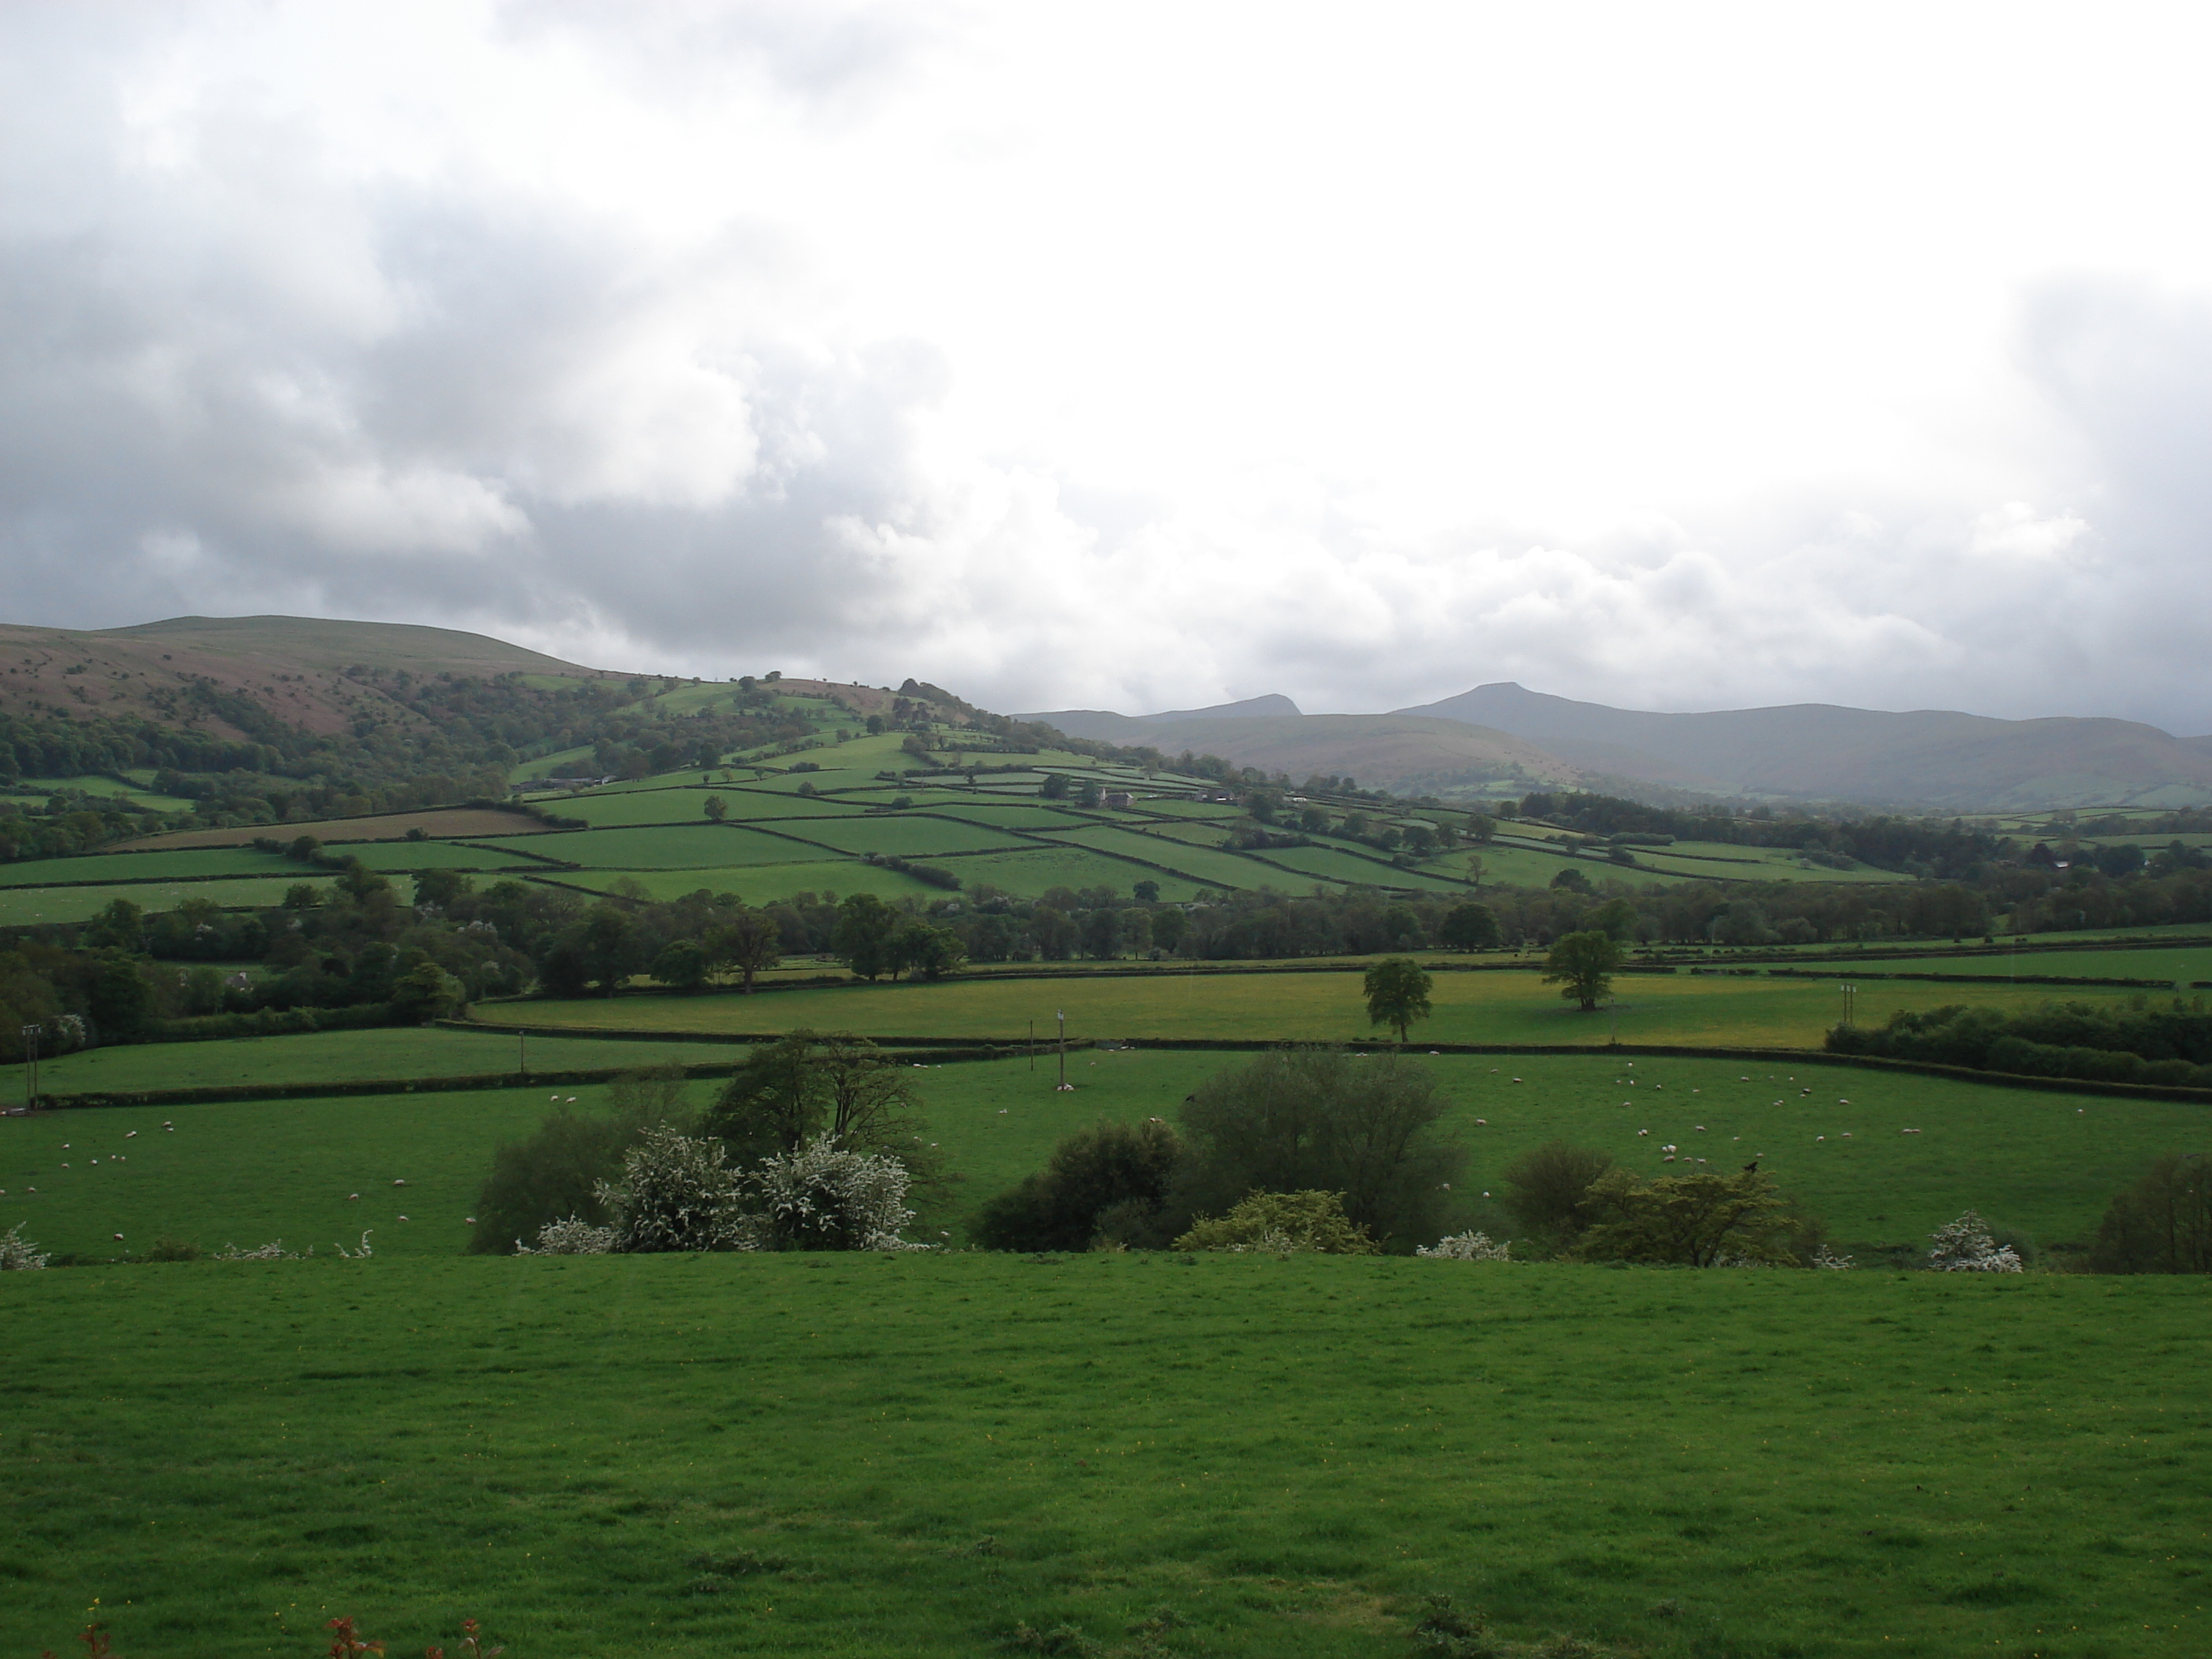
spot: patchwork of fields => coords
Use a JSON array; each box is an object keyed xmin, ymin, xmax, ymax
[
  {"xmin": 4, "ymin": 727, "xmax": 1932, "ymax": 930},
  {"xmin": 13, "ymin": 704, "xmax": 2212, "ymax": 1657}
]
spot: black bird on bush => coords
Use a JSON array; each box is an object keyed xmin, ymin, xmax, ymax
[{"xmin": 1741, "ymin": 1159, "xmax": 1759, "ymax": 1173}]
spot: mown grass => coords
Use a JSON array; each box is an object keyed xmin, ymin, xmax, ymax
[
  {"xmin": 499, "ymin": 968, "xmax": 2145, "ymax": 1052},
  {"xmin": 9, "ymin": 1047, "xmax": 2195, "ymax": 1257},
  {"xmin": 2, "ymin": 1256, "xmax": 2208, "ymax": 1659}
]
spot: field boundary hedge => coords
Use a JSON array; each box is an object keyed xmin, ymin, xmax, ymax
[
  {"xmin": 29, "ymin": 1040, "xmax": 1051, "ymax": 1111},
  {"xmin": 1716, "ymin": 967, "xmax": 2187, "ymax": 989},
  {"xmin": 451, "ymin": 1019, "xmax": 2212, "ymax": 1104}
]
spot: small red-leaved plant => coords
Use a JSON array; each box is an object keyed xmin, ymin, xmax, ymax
[
  {"xmin": 327, "ymin": 1616, "xmax": 385, "ymax": 1658},
  {"xmin": 425, "ymin": 1618, "xmax": 504, "ymax": 1659}
]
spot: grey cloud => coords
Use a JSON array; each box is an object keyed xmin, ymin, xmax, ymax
[{"xmin": 5, "ymin": 8, "xmax": 2212, "ymax": 737}]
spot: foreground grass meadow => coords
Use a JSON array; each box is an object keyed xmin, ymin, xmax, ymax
[
  {"xmin": 6, "ymin": 960, "xmax": 2212, "ymax": 1657},
  {"xmin": 4, "ymin": 1256, "xmax": 2208, "ymax": 1658}
]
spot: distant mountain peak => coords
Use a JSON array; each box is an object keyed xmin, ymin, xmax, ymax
[{"xmin": 1138, "ymin": 693, "xmax": 1301, "ymax": 722}]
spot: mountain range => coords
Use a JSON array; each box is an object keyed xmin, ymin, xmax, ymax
[
  {"xmin": 6, "ymin": 612, "xmax": 2207, "ymax": 812},
  {"xmin": 1023, "ymin": 683, "xmax": 2212, "ymax": 810}
]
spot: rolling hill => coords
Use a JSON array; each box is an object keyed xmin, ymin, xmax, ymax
[
  {"xmin": 1398, "ymin": 683, "xmax": 2212, "ymax": 810},
  {"xmin": 0, "ymin": 614, "xmax": 605, "ymax": 741},
  {"xmin": 1035, "ymin": 681, "xmax": 2212, "ymax": 809},
  {"xmin": 1016, "ymin": 708, "xmax": 1579, "ymax": 793}
]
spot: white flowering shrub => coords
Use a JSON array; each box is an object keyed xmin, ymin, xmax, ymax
[
  {"xmin": 0, "ymin": 1222, "xmax": 49, "ymax": 1270},
  {"xmin": 215, "ymin": 1240, "xmax": 302, "ymax": 1261},
  {"xmin": 1928, "ymin": 1210, "xmax": 2023, "ymax": 1273},
  {"xmin": 521, "ymin": 1215, "xmax": 618, "ymax": 1255},
  {"xmin": 752, "ymin": 1137, "xmax": 923, "ymax": 1251},
  {"xmin": 1415, "ymin": 1230, "xmax": 1512, "ymax": 1262},
  {"xmin": 604, "ymin": 1126, "xmax": 757, "ymax": 1254}
]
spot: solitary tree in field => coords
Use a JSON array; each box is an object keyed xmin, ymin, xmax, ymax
[
  {"xmin": 1363, "ymin": 957, "xmax": 1434, "ymax": 1044},
  {"xmin": 1542, "ymin": 929, "xmax": 1620, "ymax": 1012},
  {"xmin": 703, "ymin": 795, "xmax": 728, "ymax": 822}
]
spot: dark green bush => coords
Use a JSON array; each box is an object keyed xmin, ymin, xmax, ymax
[
  {"xmin": 2092, "ymin": 1152, "xmax": 2212, "ymax": 1273},
  {"xmin": 467, "ymin": 1074, "xmax": 690, "ymax": 1255},
  {"xmin": 1498, "ymin": 1140, "xmax": 1613, "ymax": 1251},
  {"xmin": 972, "ymin": 1119, "xmax": 1182, "ymax": 1251},
  {"xmin": 1166, "ymin": 1047, "xmax": 1465, "ymax": 1251}
]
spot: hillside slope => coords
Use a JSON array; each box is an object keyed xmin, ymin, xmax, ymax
[
  {"xmin": 1020, "ymin": 709, "xmax": 1580, "ymax": 792},
  {"xmin": 0, "ymin": 615, "xmax": 603, "ymax": 742},
  {"xmin": 1400, "ymin": 682, "xmax": 2212, "ymax": 809}
]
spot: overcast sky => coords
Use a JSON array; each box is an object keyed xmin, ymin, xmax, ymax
[{"xmin": 6, "ymin": 2, "xmax": 2212, "ymax": 729}]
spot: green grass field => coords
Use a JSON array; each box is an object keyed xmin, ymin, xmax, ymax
[
  {"xmin": 554, "ymin": 862, "xmax": 944, "ymax": 905},
  {"xmin": 3, "ymin": 1257, "xmax": 2207, "ymax": 1658},
  {"xmin": 333, "ymin": 842, "xmax": 555, "ymax": 873},
  {"xmin": 1035, "ymin": 826, "xmax": 1319, "ymax": 892},
  {"xmin": 0, "ymin": 876, "xmax": 358, "ymax": 927},
  {"xmin": 1256, "ymin": 844, "xmax": 1470, "ymax": 893},
  {"xmin": 1829, "ymin": 946, "xmax": 2212, "ymax": 983},
  {"xmin": 488, "ymin": 826, "xmax": 846, "ymax": 870},
  {"xmin": 776, "ymin": 816, "xmax": 1038, "ymax": 859},
  {"xmin": 551, "ymin": 789, "xmax": 871, "ymax": 828},
  {"xmin": 13, "ymin": 1041, "xmax": 2198, "ymax": 1258},
  {"xmin": 493, "ymin": 966, "xmax": 2141, "ymax": 1051},
  {"xmin": 929, "ymin": 846, "xmax": 1207, "ymax": 901},
  {"xmin": 24, "ymin": 1025, "xmax": 749, "ymax": 1097},
  {"xmin": 0, "ymin": 847, "xmax": 295, "ymax": 886},
  {"xmin": 921, "ymin": 802, "xmax": 1098, "ymax": 831},
  {"xmin": 16, "ymin": 773, "xmax": 199, "ymax": 810}
]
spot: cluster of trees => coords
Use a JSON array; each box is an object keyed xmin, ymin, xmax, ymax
[
  {"xmin": 970, "ymin": 1050, "xmax": 1859, "ymax": 1267},
  {"xmin": 2093, "ymin": 1154, "xmax": 2212, "ymax": 1273},
  {"xmin": 0, "ymin": 788, "xmax": 175, "ymax": 863},
  {"xmin": 975, "ymin": 1048, "xmax": 1467, "ymax": 1253},
  {"xmin": 471, "ymin": 1037, "xmax": 936, "ymax": 1253},
  {"xmin": 1828, "ymin": 996, "xmax": 2212, "ymax": 1088},
  {"xmin": 0, "ymin": 668, "xmax": 829, "ymax": 855},
  {"xmin": 1481, "ymin": 1138, "xmax": 1837, "ymax": 1266}
]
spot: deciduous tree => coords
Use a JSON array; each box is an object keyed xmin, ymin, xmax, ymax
[
  {"xmin": 1542, "ymin": 929, "xmax": 1619, "ymax": 1012},
  {"xmin": 1362, "ymin": 957, "xmax": 1433, "ymax": 1043}
]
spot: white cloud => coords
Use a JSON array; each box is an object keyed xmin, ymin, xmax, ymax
[{"xmin": 4, "ymin": 2, "xmax": 2212, "ymax": 731}]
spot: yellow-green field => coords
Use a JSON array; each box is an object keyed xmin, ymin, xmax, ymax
[{"xmin": 483, "ymin": 967, "xmax": 2131, "ymax": 1050}]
